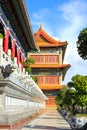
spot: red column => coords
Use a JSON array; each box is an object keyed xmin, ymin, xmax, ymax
[
  {"xmin": 21, "ymin": 54, "xmax": 25, "ymax": 63},
  {"xmin": 21, "ymin": 53, "xmax": 27, "ymax": 69},
  {"xmin": 3, "ymin": 28, "xmax": 10, "ymax": 53},
  {"xmin": 24, "ymin": 56, "xmax": 26, "ymax": 62},
  {"xmin": 11, "ymin": 39, "xmax": 16, "ymax": 58},
  {"xmin": 17, "ymin": 48, "xmax": 20, "ymax": 65}
]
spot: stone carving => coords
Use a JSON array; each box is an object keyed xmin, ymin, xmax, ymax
[{"xmin": 1, "ymin": 64, "xmax": 17, "ymax": 78}]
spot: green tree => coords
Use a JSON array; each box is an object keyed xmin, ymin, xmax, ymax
[
  {"xmin": 72, "ymin": 74, "xmax": 87, "ymax": 94},
  {"xmin": 23, "ymin": 58, "xmax": 35, "ymax": 66},
  {"xmin": 64, "ymin": 88, "xmax": 77, "ymax": 114},
  {"xmin": 68, "ymin": 74, "xmax": 87, "ymax": 113},
  {"xmin": 0, "ymin": 33, "xmax": 4, "ymax": 39},
  {"xmin": 57, "ymin": 74, "xmax": 87, "ymax": 113},
  {"xmin": 23, "ymin": 57, "xmax": 35, "ymax": 74},
  {"xmin": 76, "ymin": 28, "xmax": 87, "ymax": 60},
  {"xmin": 67, "ymin": 81, "xmax": 74, "ymax": 88},
  {"xmin": 32, "ymin": 76, "xmax": 38, "ymax": 83},
  {"xmin": 25, "ymin": 67, "xmax": 32, "ymax": 74},
  {"xmin": 56, "ymin": 86, "xmax": 68, "ymax": 110}
]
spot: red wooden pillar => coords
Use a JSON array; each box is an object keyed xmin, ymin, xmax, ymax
[
  {"xmin": 24, "ymin": 56, "xmax": 26, "ymax": 62},
  {"xmin": 3, "ymin": 28, "xmax": 10, "ymax": 53},
  {"xmin": 20, "ymin": 53, "xmax": 24, "ymax": 69},
  {"xmin": 11, "ymin": 39, "xmax": 16, "ymax": 58},
  {"xmin": 21, "ymin": 54, "xmax": 25, "ymax": 63},
  {"xmin": 17, "ymin": 48, "xmax": 20, "ymax": 65}
]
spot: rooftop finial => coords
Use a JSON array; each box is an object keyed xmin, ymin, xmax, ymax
[{"xmin": 40, "ymin": 24, "xmax": 42, "ymax": 29}]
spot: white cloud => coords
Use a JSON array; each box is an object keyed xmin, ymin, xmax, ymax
[
  {"xmin": 58, "ymin": 0, "xmax": 87, "ymax": 22},
  {"xmin": 58, "ymin": 0, "xmax": 87, "ymax": 84},
  {"xmin": 57, "ymin": 0, "xmax": 87, "ymax": 41}
]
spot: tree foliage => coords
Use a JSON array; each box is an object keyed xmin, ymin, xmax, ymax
[
  {"xmin": 56, "ymin": 86, "xmax": 69, "ymax": 109},
  {"xmin": 23, "ymin": 58, "xmax": 35, "ymax": 66},
  {"xmin": 32, "ymin": 76, "xmax": 38, "ymax": 83},
  {"xmin": 77, "ymin": 95, "xmax": 87, "ymax": 106},
  {"xmin": 56, "ymin": 74, "xmax": 87, "ymax": 113},
  {"xmin": 25, "ymin": 67, "xmax": 31, "ymax": 74},
  {"xmin": 76, "ymin": 28, "xmax": 87, "ymax": 60},
  {"xmin": 72, "ymin": 74, "xmax": 87, "ymax": 94},
  {"xmin": 63, "ymin": 88, "xmax": 77, "ymax": 112},
  {"xmin": 0, "ymin": 33, "xmax": 4, "ymax": 39},
  {"xmin": 68, "ymin": 74, "xmax": 87, "ymax": 108},
  {"xmin": 23, "ymin": 57, "xmax": 35, "ymax": 74},
  {"xmin": 67, "ymin": 81, "xmax": 74, "ymax": 88}
]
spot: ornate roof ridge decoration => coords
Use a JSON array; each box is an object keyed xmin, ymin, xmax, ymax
[
  {"xmin": 38, "ymin": 84, "xmax": 63, "ymax": 90},
  {"xmin": 34, "ymin": 24, "xmax": 68, "ymax": 47}
]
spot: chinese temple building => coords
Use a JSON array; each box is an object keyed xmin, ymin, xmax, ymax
[
  {"xmin": 29, "ymin": 25, "xmax": 71, "ymax": 109},
  {"xmin": 0, "ymin": 0, "xmax": 47, "ymax": 129}
]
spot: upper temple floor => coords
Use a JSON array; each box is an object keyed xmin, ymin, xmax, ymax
[
  {"xmin": 28, "ymin": 25, "xmax": 71, "ymax": 82},
  {"xmin": 28, "ymin": 25, "xmax": 71, "ymax": 69},
  {"xmin": 33, "ymin": 24, "xmax": 68, "ymax": 62},
  {"xmin": 29, "ymin": 53, "xmax": 62, "ymax": 65}
]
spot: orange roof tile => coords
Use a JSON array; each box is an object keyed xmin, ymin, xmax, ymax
[
  {"xmin": 34, "ymin": 24, "xmax": 68, "ymax": 48},
  {"xmin": 36, "ymin": 41, "xmax": 67, "ymax": 48},
  {"xmin": 30, "ymin": 64, "xmax": 71, "ymax": 69},
  {"xmin": 38, "ymin": 84, "xmax": 63, "ymax": 90}
]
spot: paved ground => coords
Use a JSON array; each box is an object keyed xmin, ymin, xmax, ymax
[{"xmin": 22, "ymin": 110, "xmax": 71, "ymax": 130}]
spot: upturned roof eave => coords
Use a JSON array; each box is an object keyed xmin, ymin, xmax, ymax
[
  {"xmin": 29, "ymin": 64, "xmax": 71, "ymax": 69},
  {"xmin": 62, "ymin": 65, "xmax": 71, "ymax": 81},
  {"xmin": 34, "ymin": 25, "xmax": 68, "ymax": 46},
  {"xmin": 38, "ymin": 84, "xmax": 63, "ymax": 90},
  {"xmin": 12, "ymin": 0, "xmax": 38, "ymax": 51},
  {"xmin": 0, "ymin": 0, "xmax": 38, "ymax": 52}
]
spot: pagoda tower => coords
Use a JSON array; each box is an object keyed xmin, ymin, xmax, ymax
[{"xmin": 29, "ymin": 25, "xmax": 71, "ymax": 109}]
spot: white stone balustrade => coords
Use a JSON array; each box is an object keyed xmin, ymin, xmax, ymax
[
  {"xmin": 0, "ymin": 12, "xmax": 47, "ymax": 127},
  {"xmin": 8, "ymin": 67, "xmax": 47, "ymax": 101},
  {"xmin": 0, "ymin": 39, "xmax": 47, "ymax": 114}
]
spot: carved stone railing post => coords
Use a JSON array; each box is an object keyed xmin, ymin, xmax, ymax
[
  {"xmin": 0, "ymin": 92, "xmax": 6, "ymax": 113},
  {"xmin": 7, "ymin": 49, "xmax": 11, "ymax": 62},
  {"xmin": 13, "ymin": 57, "xmax": 18, "ymax": 69}
]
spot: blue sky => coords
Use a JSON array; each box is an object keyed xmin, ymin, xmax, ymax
[{"xmin": 25, "ymin": 0, "xmax": 87, "ymax": 85}]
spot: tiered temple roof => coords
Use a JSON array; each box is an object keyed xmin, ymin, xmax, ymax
[
  {"xmin": 34, "ymin": 24, "xmax": 67, "ymax": 48},
  {"xmin": 30, "ymin": 25, "xmax": 71, "ymax": 81}
]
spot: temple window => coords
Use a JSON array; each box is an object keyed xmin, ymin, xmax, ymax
[{"xmin": 45, "ymin": 55, "xmax": 59, "ymax": 63}]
